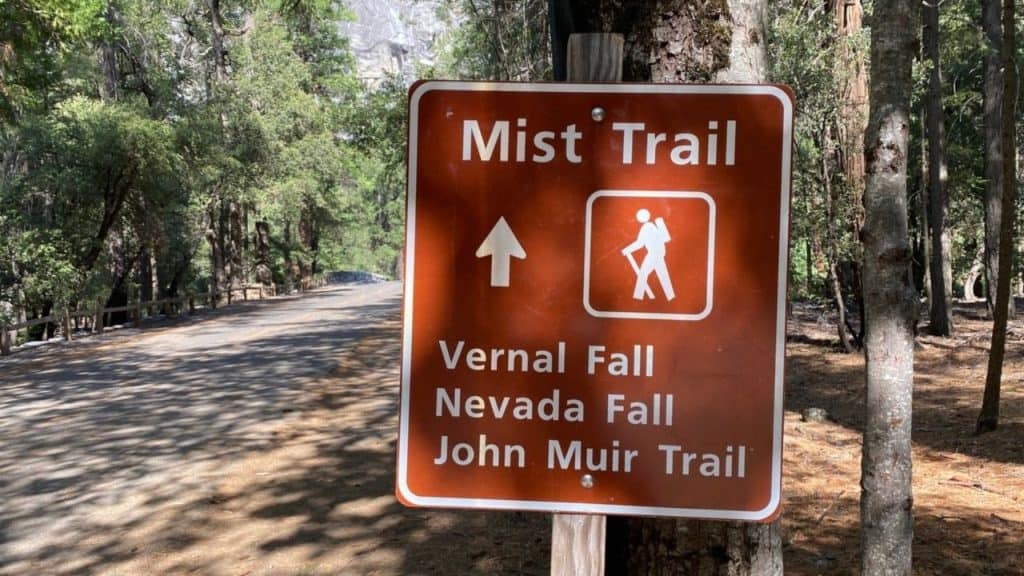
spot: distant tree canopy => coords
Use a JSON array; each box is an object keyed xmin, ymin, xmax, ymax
[
  {"xmin": 0, "ymin": 0, "xmax": 407, "ymax": 329},
  {"xmin": 3, "ymin": 0, "xmax": 1024, "ymax": 346}
]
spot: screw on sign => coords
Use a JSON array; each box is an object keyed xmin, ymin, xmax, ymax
[{"xmin": 398, "ymin": 82, "xmax": 793, "ymax": 521}]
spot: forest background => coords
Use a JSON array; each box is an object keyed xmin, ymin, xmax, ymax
[{"xmin": 2, "ymin": 0, "xmax": 1020, "ymax": 351}]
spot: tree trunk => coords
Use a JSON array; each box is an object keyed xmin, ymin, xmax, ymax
[
  {"xmin": 299, "ymin": 202, "xmax": 318, "ymax": 284},
  {"xmin": 164, "ymin": 253, "xmax": 192, "ymax": 298},
  {"xmin": 78, "ymin": 165, "xmax": 134, "ymax": 274},
  {"xmin": 608, "ymin": 519, "xmax": 781, "ymax": 575},
  {"xmin": 978, "ymin": 0, "xmax": 1016, "ymax": 434},
  {"xmin": 823, "ymin": 126, "xmax": 856, "ymax": 352},
  {"xmin": 254, "ymin": 220, "xmax": 273, "ymax": 288},
  {"xmin": 100, "ymin": 3, "xmax": 120, "ymax": 102},
  {"xmin": 831, "ymin": 0, "xmax": 869, "ymax": 344},
  {"xmin": 832, "ymin": 0, "xmax": 868, "ymax": 236},
  {"xmin": 860, "ymin": 0, "xmax": 917, "ymax": 572},
  {"xmin": 282, "ymin": 220, "xmax": 297, "ymax": 292},
  {"xmin": 105, "ymin": 233, "xmax": 140, "ymax": 326},
  {"xmin": 550, "ymin": 1, "xmax": 782, "ymax": 573},
  {"xmin": 207, "ymin": 200, "xmax": 226, "ymax": 302},
  {"xmin": 228, "ymin": 199, "xmax": 245, "ymax": 288},
  {"xmin": 139, "ymin": 246, "xmax": 154, "ymax": 308},
  {"xmin": 917, "ymin": 116, "xmax": 932, "ymax": 306},
  {"xmin": 923, "ymin": 0, "xmax": 953, "ymax": 335},
  {"xmin": 982, "ymin": 0, "xmax": 1012, "ymax": 317},
  {"xmin": 962, "ymin": 258, "xmax": 985, "ymax": 302}
]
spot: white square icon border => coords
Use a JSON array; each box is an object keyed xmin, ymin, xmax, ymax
[{"xmin": 583, "ymin": 190, "xmax": 716, "ymax": 321}]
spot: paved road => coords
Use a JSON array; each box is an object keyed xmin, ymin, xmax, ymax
[{"xmin": 0, "ymin": 282, "xmax": 403, "ymax": 574}]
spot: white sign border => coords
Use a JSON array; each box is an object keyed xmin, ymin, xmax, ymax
[{"xmin": 398, "ymin": 81, "xmax": 793, "ymax": 522}]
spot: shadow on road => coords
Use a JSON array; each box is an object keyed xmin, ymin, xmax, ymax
[{"xmin": 0, "ymin": 284, "xmax": 550, "ymax": 575}]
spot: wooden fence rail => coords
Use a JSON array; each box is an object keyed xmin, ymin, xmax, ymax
[{"xmin": 1, "ymin": 277, "xmax": 328, "ymax": 357}]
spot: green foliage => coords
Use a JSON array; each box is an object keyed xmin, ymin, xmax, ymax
[
  {"xmin": 0, "ymin": 0, "xmax": 105, "ymax": 119},
  {"xmin": 8, "ymin": 0, "xmax": 1018, "ymax": 341},
  {"xmin": 434, "ymin": 0, "xmax": 551, "ymax": 81},
  {"xmin": 768, "ymin": 0, "xmax": 855, "ymax": 300},
  {"xmin": 13, "ymin": 236, "xmax": 78, "ymax": 311},
  {"xmin": 1, "ymin": 96, "xmax": 181, "ymax": 313},
  {"xmin": 338, "ymin": 74, "xmax": 408, "ymax": 275}
]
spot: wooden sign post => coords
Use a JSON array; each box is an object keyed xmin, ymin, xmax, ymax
[{"xmin": 550, "ymin": 32, "xmax": 624, "ymax": 576}]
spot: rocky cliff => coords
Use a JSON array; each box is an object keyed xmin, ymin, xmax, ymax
[{"xmin": 339, "ymin": 0, "xmax": 455, "ymax": 84}]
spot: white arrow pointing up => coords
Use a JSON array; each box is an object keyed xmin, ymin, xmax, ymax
[{"xmin": 475, "ymin": 217, "xmax": 526, "ymax": 288}]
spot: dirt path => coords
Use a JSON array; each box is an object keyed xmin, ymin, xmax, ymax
[{"xmin": 782, "ymin": 303, "xmax": 1024, "ymax": 575}]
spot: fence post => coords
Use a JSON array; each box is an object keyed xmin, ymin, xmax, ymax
[
  {"xmin": 243, "ymin": 286, "xmax": 248, "ymax": 301},
  {"xmin": 188, "ymin": 293, "xmax": 195, "ymax": 314},
  {"xmin": 134, "ymin": 302, "xmax": 142, "ymax": 328},
  {"xmin": 258, "ymin": 285, "xmax": 263, "ymax": 300},
  {"xmin": 1, "ymin": 324, "xmax": 11, "ymax": 356}
]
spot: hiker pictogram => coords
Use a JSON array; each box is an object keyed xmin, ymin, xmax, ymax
[
  {"xmin": 583, "ymin": 190, "xmax": 716, "ymax": 321},
  {"xmin": 622, "ymin": 209, "xmax": 675, "ymax": 301}
]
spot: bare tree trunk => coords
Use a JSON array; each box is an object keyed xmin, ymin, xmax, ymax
[
  {"xmin": 860, "ymin": 0, "xmax": 917, "ymax": 572},
  {"xmin": 282, "ymin": 220, "xmax": 298, "ymax": 292},
  {"xmin": 978, "ymin": 0, "xmax": 1016, "ymax": 434},
  {"xmin": 207, "ymin": 201, "xmax": 226, "ymax": 302},
  {"xmin": 832, "ymin": 0, "xmax": 868, "ymax": 236},
  {"xmin": 962, "ymin": 257, "xmax": 985, "ymax": 302},
  {"xmin": 228, "ymin": 199, "xmax": 245, "ymax": 288},
  {"xmin": 105, "ymin": 231, "xmax": 140, "ymax": 326},
  {"xmin": 923, "ymin": 0, "xmax": 953, "ymax": 335},
  {"xmin": 611, "ymin": 519, "xmax": 781, "ymax": 575},
  {"xmin": 254, "ymin": 220, "xmax": 273, "ymax": 288},
  {"xmin": 918, "ymin": 116, "xmax": 932, "ymax": 307},
  {"xmin": 824, "ymin": 126, "xmax": 856, "ymax": 352},
  {"xmin": 550, "ymin": 1, "xmax": 782, "ymax": 573},
  {"xmin": 982, "ymin": 0, "xmax": 1013, "ymax": 317},
  {"xmin": 139, "ymin": 245, "xmax": 154, "ymax": 309}
]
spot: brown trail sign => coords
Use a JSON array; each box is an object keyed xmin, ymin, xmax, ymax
[{"xmin": 398, "ymin": 82, "xmax": 793, "ymax": 521}]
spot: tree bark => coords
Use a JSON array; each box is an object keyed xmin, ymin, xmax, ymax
[
  {"xmin": 922, "ymin": 0, "xmax": 953, "ymax": 335},
  {"xmin": 713, "ymin": 0, "xmax": 767, "ymax": 84},
  {"xmin": 550, "ymin": 1, "xmax": 782, "ymax": 573},
  {"xmin": 609, "ymin": 519, "xmax": 781, "ymax": 575},
  {"xmin": 824, "ymin": 126, "xmax": 856, "ymax": 352},
  {"xmin": 860, "ymin": 0, "xmax": 917, "ymax": 572},
  {"xmin": 832, "ymin": 0, "xmax": 868, "ymax": 231},
  {"xmin": 833, "ymin": 0, "xmax": 869, "ymax": 343},
  {"xmin": 978, "ymin": 0, "xmax": 1016, "ymax": 434},
  {"xmin": 962, "ymin": 258, "xmax": 985, "ymax": 302},
  {"xmin": 982, "ymin": 0, "xmax": 1012, "ymax": 316},
  {"xmin": 917, "ymin": 116, "xmax": 932, "ymax": 306},
  {"xmin": 207, "ymin": 200, "xmax": 226, "ymax": 301},
  {"xmin": 551, "ymin": 0, "xmax": 733, "ymax": 82},
  {"xmin": 254, "ymin": 220, "xmax": 273, "ymax": 288},
  {"xmin": 100, "ymin": 3, "xmax": 120, "ymax": 102},
  {"xmin": 228, "ymin": 199, "xmax": 245, "ymax": 288},
  {"xmin": 104, "ymin": 232, "xmax": 140, "ymax": 326},
  {"xmin": 139, "ymin": 245, "xmax": 154, "ymax": 311},
  {"xmin": 78, "ymin": 165, "xmax": 135, "ymax": 275}
]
